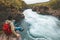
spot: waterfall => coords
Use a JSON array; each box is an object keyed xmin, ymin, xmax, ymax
[{"xmin": 20, "ymin": 9, "xmax": 60, "ymax": 40}]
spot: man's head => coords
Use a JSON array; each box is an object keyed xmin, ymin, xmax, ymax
[{"xmin": 7, "ymin": 15, "xmax": 13, "ymax": 20}]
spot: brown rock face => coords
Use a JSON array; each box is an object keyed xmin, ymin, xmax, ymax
[{"xmin": 0, "ymin": 5, "xmax": 25, "ymax": 30}]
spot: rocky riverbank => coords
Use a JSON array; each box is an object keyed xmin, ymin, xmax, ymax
[{"xmin": 0, "ymin": 5, "xmax": 25, "ymax": 30}]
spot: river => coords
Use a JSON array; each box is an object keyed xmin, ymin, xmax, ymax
[{"xmin": 17, "ymin": 9, "xmax": 60, "ymax": 40}]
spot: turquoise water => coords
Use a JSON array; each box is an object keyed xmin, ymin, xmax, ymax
[{"xmin": 16, "ymin": 9, "xmax": 60, "ymax": 40}]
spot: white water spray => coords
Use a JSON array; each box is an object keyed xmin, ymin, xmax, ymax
[{"xmin": 23, "ymin": 9, "xmax": 60, "ymax": 40}]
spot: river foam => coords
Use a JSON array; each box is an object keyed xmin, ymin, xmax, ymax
[{"xmin": 23, "ymin": 9, "xmax": 60, "ymax": 40}]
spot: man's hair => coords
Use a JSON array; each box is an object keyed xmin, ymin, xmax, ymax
[{"xmin": 7, "ymin": 15, "xmax": 13, "ymax": 20}]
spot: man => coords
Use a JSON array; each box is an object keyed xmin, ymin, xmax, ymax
[{"xmin": 2, "ymin": 16, "xmax": 21, "ymax": 40}]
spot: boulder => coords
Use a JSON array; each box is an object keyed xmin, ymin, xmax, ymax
[{"xmin": 0, "ymin": 5, "xmax": 25, "ymax": 30}]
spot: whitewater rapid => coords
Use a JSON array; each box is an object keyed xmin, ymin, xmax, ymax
[{"xmin": 22, "ymin": 9, "xmax": 60, "ymax": 40}]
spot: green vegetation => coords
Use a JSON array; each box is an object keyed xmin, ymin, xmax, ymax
[
  {"xmin": 29, "ymin": 0, "xmax": 60, "ymax": 9},
  {"xmin": 0, "ymin": 0, "xmax": 27, "ymax": 9},
  {"xmin": 0, "ymin": 0, "xmax": 60, "ymax": 9}
]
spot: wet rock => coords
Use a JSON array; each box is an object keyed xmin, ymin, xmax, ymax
[{"xmin": 0, "ymin": 5, "xmax": 25, "ymax": 30}]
